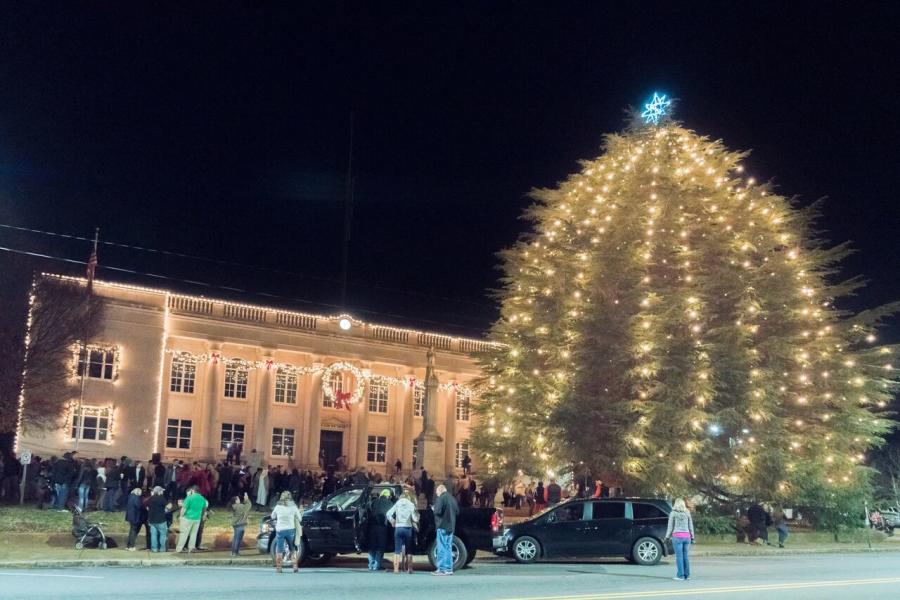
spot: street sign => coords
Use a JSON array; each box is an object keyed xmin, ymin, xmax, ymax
[{"xmin": 19, "ymin": 449, "xmax": 32, "ymax": 465}]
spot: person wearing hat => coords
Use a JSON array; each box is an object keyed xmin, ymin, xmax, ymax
[
  {"xmin": 367, "ymin": 489, "xmax": 394, "ymax": 571},
  {"xmin": 270, "ymin": 490, "xmax": 302, "ymax": 573},
  {"xmin": 147, "ymin": 486, "xmax": 173, "ymax": 552}
]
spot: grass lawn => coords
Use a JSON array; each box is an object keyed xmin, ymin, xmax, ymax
[
  {"xmin": 0, "ymin": 505, "xmax": 270, "ymax": 534},
  {"xmin": 697, "ymin": 529, "xmax": 890, "ymax": 547}
]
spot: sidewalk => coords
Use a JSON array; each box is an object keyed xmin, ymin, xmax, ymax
[{"xmin": 3, "ymin": 544, "xmax": 899, "ymax": 570}]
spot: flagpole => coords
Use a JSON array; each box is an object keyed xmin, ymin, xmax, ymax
[{"xmin": 74, "ymin": 227, "xmax": 99, "ymax": 451}]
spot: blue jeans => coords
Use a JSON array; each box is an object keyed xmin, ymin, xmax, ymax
[
  {"xmin": 673, "ymin": 537, "xmax": 691, "ymax": 579},
  {"xmin": 53, "ymin": 483, "xmax": 69, "ymax": 509},
  {"xmin": 367, "ymin": 549, "xmax": 384, "ymax": 569},
  {"xmin": 436, "ymin": 528, "xmax": 453, "ymax": 573},
  {"xmin": 275, "ymin": 528, "xmax": 296, "ymax": 555},
  {"xmin": 149, "ymin": 522, "xmax": 168, "ymax": 552},
  {"xmin": 77, "ymin": 484, "xmax": 90, "ymax": 511},
  {"xmin": 103, "ymin": 488, "xmax": 117, "ymax": 511},
  {"xmin": 231, "ymin": 526, "xmax": 245, "ymax": 555}
]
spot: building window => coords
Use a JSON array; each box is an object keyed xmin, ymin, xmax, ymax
[
  {"xmin": 224, "ymin": 364, "xmax": 248, "ymax": 399},
  {"xmin": 455, "ymin": 441, "xmax": 470, "ymax": 468},
  {"xmin": 220, "ymin": 423, "xmax": 245, "ymax": 451},
  {"xmin": 71, "ymin": 406, "xmax": 111, "ymax": 442},
  {"xmin": 166, "ymin": 418, "xmax": 192, "ymax": 450},
  {"xmin": 170, "ymin": 355, "xmax": 196, "ymax": 394},
  {"xmin": 76, "ymin": 346, "xmax": 117, "ymax": 381},
  {"xmin": 323, "ymin": 372, "xmax": 343, "ymax": 408},
  {"xmin": 367, "ymin": 435, "xmax": 387, "ymax": 463},
  {"xmin": 368, "ymin": 380, "xmax": 389, "ymax": 413},
  {"xmin": 271, "ymin": 427, "xmax": 295, "ymax": 457},
  {"xmin": 413, "ymin": 385, "xmax": 424, "ymax": 417},
  {"xmin": 275, "ymin": 369, "xmax": 298, "ymax": 404},
  {"xmin": 456, "ymin": 389, "xmax": 471, "ymax": 421}
]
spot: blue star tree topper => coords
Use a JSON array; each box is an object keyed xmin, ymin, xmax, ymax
[{"xmin": 641, "ymin": 92, "xmax": 671, "ymax": 125}]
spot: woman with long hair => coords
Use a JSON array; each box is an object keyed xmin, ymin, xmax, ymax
[
  {"xmin": 665, "ymin": 498, "xmax": 695, "ymax": 581},
  {"xmin": 270, "ymin": 491, "xmax": 302, "ymax": 573}
]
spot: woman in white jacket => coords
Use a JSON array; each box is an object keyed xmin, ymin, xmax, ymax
[{"xmin": 385, "ymin": 488, "xmax": 419, "ymax": 574}]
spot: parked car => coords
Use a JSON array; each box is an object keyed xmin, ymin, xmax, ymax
[
  {"xmin": 494, "ymin": 497, "xmax": 674, "ymax": 565},
  {"xmin": 257, "ymin": 483, "xmax": 503, "ymax": 571}
]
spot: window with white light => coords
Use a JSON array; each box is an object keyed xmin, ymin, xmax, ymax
[
  {"xmin": 367, "ymin": 435, "xmax": 387, "ymax": 463},
  {"xmin": 455, "ymin": 441, "xmax": 470, "ymax": 468},
  {"xmin": 71, "ymin": 406, "xmax": 111, "ymax": 442},
  {"xmin": 77, "ymin": 347, "xmax": 117, "ymax": 381},
  {"xmin": 271, "ymin": 427, "xmax": 295, "ymax": 457},
  {"xmin": 275, "ymin": 369, "xmax": 298, "ymax": 404},
  {"xmin": 323, "ymin": 371, "xmax": 343, "ymax": 408},
  {"xmin": 413, "ymin": 385, "xmax": 424, "ymax": 417},
  {"xmin": 224, "ymin": 364, "xmax": 248, "ymax": 398},
  {"xmin": 166, "ymin": 418, "xmax": 192, "ymax": 449},
  {"xmin": 456, "ymin": 388, "xmax": 471, "ymax": 421},
  {"xmin": 170, "ymin": 355, "xmax": 196, "ymax": 393},
  {"xmin": 220, "ymin": 423, "xmax": 245, "ymax": 450},
  {"xmin": 368, "ymin": 380, "xmax": 388, "ymax": 413}
]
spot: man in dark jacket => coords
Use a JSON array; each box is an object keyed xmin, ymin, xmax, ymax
[
  {"xmin": 546, "ymin": 478, "xmax": 562, "ymax": 506},
  {"xmin": 104, "ymin": 462, "xmax": 121, "ymax": 511},
  {"xmin": 124, "ymin": 487, "xmax": 143, "ymax": 550},
  {"xmin": 367, "ymin": 489, "xmax": 393, "ymax": 570},
  {"xmin": 432, "ymin": 484, "xmax": 459, "ymax": 575},
  {"xmin": 51, "ymin": 453, "xmax": 76, "ymax": 510}
]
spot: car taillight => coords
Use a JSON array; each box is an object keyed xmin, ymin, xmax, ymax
[{"xmin": 492, "ymin": 510, "xmax": 503, "ymax": 533}]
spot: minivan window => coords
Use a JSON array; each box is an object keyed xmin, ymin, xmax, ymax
[
  {"xmin": 632, "ymin": 503, "xmax": 666, "ymax": 519},
  {"xmin": 552, "ymin": 503, "xmax": 585, "ymax": 522},
  {"xmin": 592, "ymin": 502, "xmax": 625, "ymax": 519}
]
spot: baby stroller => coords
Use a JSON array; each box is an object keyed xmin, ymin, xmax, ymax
[{"xmin": 71, "ymin": 506, "xmax": 114, "ymax": 549}]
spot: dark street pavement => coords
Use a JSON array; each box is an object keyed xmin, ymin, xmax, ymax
[{"xmin": 1, "ymin": 552, "xmax": 898, "ymax": 599}]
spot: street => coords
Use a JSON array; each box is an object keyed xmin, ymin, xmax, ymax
[{"xmin": 0, "ymin": 552, "xmax": 898, "ymax": 600}]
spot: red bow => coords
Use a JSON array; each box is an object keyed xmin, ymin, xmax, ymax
[
  {"xmin": 265, "ymin": 359, "xmax": 274, "ymax": 371},
  {"xmin": 210, "ymin": 352, "xmax": 220, "ymax": 364},
  {"xmin": 335, "ymin": 391, "xmax": 352, "ymax": 410}
]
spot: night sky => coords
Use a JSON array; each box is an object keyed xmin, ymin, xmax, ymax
[{"xmin": 2, "ymin": 3, "xmax": 899, "ymax": 338}]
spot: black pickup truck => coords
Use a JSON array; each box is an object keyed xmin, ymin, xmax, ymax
[{"xmin": 257, "ymin": 483, "xmax": 503, "ymax": 570}]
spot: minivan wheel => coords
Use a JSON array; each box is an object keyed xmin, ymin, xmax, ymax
[
  {"xmin": 631, "ymin": 537, "xmax": 662, "ymax": 566},
  {"xmin": 512, "ymin": 536, "xmax": 540, "ymax": 564}
]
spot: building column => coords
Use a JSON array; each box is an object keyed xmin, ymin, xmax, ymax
[
  {"xmin": 444, "ymin": 387, "xmax": 458, "ymax": 476},
  {"xmin": 201, "ymin": 343, "xmax": 223, "ymax": 462},
  {"xmin": 254, "ymin": 354, "xmax": 275, "ymax": 463},
  {"xmin": 352, "ymin": 397, "xmax": 369, "ymax": 470},
  {"xmin": 392, "ymin": 377, "xmax": 408, "ymax": 473},
  {"xmin": 305, "ymin": 364, "xmax": 323, "ymax": 470}
]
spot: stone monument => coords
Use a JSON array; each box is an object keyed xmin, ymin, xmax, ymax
[{"xmin": 414, "ymin": 347, "xmax": 445, "ymax": 477}]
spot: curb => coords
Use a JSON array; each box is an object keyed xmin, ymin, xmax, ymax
[{"xmin": 0, "ymin": 556, "xmax": 275, "ymax": 569}]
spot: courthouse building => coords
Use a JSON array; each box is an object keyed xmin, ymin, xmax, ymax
[{"xmin": 17, "ymin": 275, "xmax": 493, "ymax": 475}]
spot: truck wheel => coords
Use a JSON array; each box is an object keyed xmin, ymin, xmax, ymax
[
  {"xmin": 427, "ymin": 535, "xmax": 468, "ymax": 571},
  {"xmin": 464, "ymin": 549, "xmax": 476, "ymax": 566},
  {"xmin": 631, "ymin": 537, "xmax": 663, "ymax": 566},
  {"xmin": 512, "ymin": 536, "xmax": 540, "ymax": 564},
  {"xmin": 297, "ymin": 540, "xmax": 332, "ymax": 565}
]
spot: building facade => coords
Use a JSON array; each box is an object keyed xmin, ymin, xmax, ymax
[{"xmin": 17, "ymin": 275, "xmax": 491, "ymax": 475}]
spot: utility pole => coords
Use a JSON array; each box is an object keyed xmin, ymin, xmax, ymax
[{"xmin": 340, "ymin": 112, "xmax": 355, "ymax": 307}]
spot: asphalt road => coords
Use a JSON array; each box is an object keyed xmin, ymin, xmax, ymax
[{"xmin": 1, "ymin": 553, "xmax": 898, "ymax": 600}]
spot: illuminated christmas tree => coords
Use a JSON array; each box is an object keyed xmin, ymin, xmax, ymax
[{"xmin": 473, "ymin": 95, "xmax": 898, "ymax": 503}]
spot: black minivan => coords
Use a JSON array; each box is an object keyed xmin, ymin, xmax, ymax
[{"xmin": 494, "ymin": 498, "xmax": 673, "ymax": 565}]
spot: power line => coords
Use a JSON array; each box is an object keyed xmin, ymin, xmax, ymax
[
  {"xmin": 0, "ymin": 244, "xmax": 491, "ymax": 334},
  {"xmin": 0, "ymin": 221, "xmax": 495, "ymax": 310}
]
